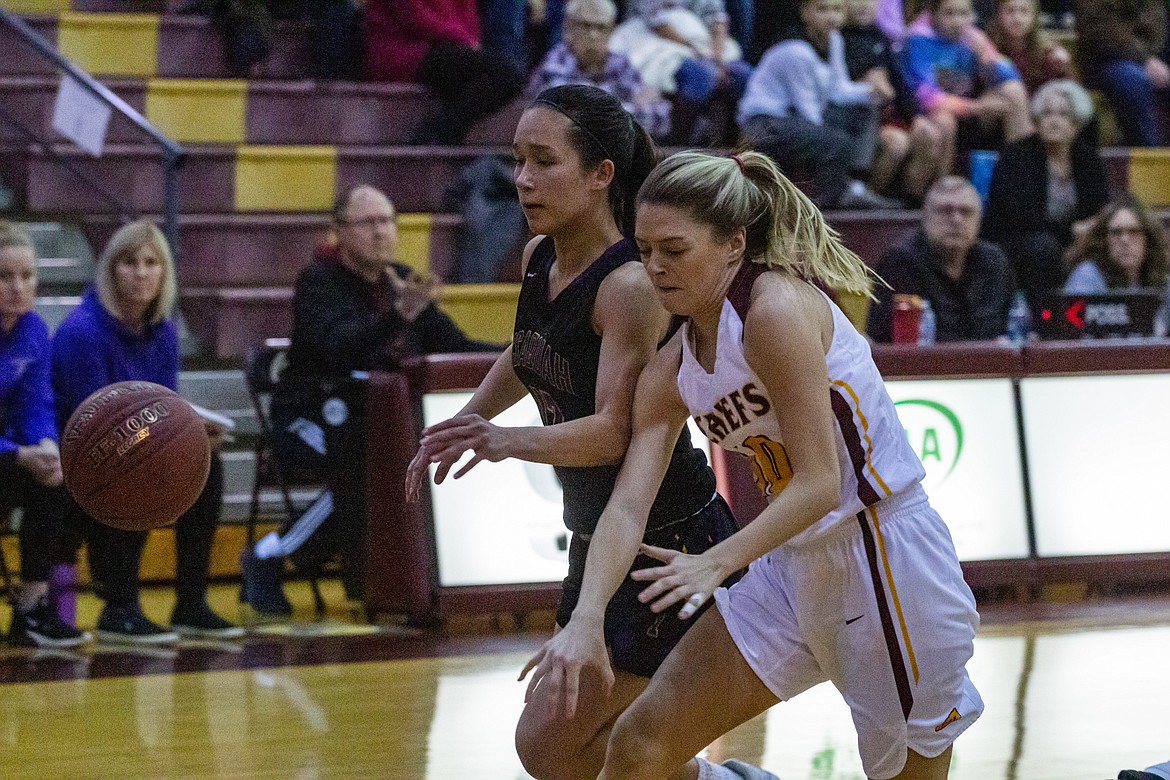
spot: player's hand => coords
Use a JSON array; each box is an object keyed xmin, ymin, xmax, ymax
[
  {"xmin": 631, "ymin": 544, "xmax": 726, "ymax": 620},
  {"xmin": 518, "ymin": 618, "xmax": 613, "ymax": 720},
  {"xmin": 388, "ymin": 269, "xmax": 440, "ymax": 323},
  {"xmin": 416, "ymin": 414, "xmax": 512, "ymax": 484},
  {"xmin": 17, "ymin": 440, "xmax": 62, "ymax": 486},
  {"xmin": 204, "ymin": 421, "xmax": 232, "ymax": 450}
]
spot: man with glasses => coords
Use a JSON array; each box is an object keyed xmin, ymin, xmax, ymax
[
  {"xmin": 527, "ymin": 0, "xmax": 672, "ymax": 140},
  {"xmin": 867, "ymin": 176, "xmax": 1016, "ymax": 343},
  {"xmin": 241, "ymin": 184, "xmax": 499, "ymax": 617}
]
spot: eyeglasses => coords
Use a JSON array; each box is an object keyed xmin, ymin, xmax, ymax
[
  {"xmin": 928, "ymin": 204, "xmax": 978, "ymax": 218},
  {"xmin": 1108, "ymin": 226, "xmax": 1145, "ymax": 238},
  {"xmin": 341, "ymin": 215, "xmax": 395, "ymax": 229},
  {"xmin": 568, "ymin": 18, "xmax": 613, "ymax": 35}
]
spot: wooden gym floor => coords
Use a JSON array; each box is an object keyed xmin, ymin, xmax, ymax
[{"xmin": 1, "ymin": 581, "xmax": 1168, "ymax": 779}]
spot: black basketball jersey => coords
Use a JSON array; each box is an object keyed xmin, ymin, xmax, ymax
[{"xmin": 512, "ymin": 236, "xmax": 715, "ymax": 535}]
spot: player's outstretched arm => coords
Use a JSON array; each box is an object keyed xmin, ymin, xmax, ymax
[{"xmin": 520, "ymin": 336, "xmax": 689, "ymax": 718}]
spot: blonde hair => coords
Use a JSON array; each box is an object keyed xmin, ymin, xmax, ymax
[
  {"xmin": 637, "ymin": 150, "xmax": 879, "ymax": 297},
  {"xmin": 96, "ymin": 220, "xmax": 177, "ymax": 326},
  {"xmin": 0, "ymin": 220, "xmax": 34, "ymax": 253}
]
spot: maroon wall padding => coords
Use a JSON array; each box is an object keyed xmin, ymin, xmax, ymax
[
  {"xmin": 872, "ymin": 342, "xmax": 1024, "ymax": 378},
  {"xmin": 364, "ymin": 370, "xmax": 437, "ymax": 620},
  {"xmin": 403, "ymin": 352, "xmax": 501, "ymax": 392},
  {"xmin": 1022, "ymin": 341, "xmax": 1170, "ymax": 375}
]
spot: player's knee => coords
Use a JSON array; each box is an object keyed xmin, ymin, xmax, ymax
[
  {"xmin": 515, "ymin": 717, "xmax": 573, "ymax": 779},
  {"xmin": 606, "ymin": 706, "xmax": 669, "ymax": 772}
]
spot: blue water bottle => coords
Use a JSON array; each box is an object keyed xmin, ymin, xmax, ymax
[
  {"xmin": 917, "ymin": 299, "xmax": 937, "ymax": 346},
  {"xmin": 1007, "ymin": 291, "xmax": 1030, "ymax": 345}
]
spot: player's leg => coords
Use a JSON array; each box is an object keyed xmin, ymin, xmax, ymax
[
  {"xmin": 891, "ymin": 746, "xmax": 952, "ymax": 779},
  {"xmin": 601, "ymin": 607, "xmax": 780, "ymax": 780},
  {"xmin": 515, "ymin": 661, "xmax": 649, "ymax": 780},
  {"xmin": 834, "ymin": 491, "xmax": 982, "ymax": 779}
]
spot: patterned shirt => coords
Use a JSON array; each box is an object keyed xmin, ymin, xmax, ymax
[
  {"xmin": 527, "ymin": 43, "xmax": 672, "ymax": 140},
  {"xmin": 634, "ymin": 0, "xmax": 728, "ymax": 27}
]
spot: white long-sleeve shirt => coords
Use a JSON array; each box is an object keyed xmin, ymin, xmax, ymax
[{"xmin": 737, "ymin": 30, "xmax": 873, "ymax": 126}]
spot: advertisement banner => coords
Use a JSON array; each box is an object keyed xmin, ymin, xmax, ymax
[
  {"xmin": 423, "ymin": 392, "xmax": 710, "ymax": 587},
  {"xmin": 886, "ymin": 378, "xmax": 1030, "ymax": 561},
  {"xmin": 1021, "ymin": 374, "xmax": 1170, "ymax": 557}
]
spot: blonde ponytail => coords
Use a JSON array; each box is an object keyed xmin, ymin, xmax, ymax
[{"xmin": 638, "ymin": 150, "xmax": 881, "ymax": 299}]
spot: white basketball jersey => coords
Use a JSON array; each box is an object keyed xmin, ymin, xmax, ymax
[{"xmin": 677, "ymin": 263, "xmax": 925, "ymax": 546}]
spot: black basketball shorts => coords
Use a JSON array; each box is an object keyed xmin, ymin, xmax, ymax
[{"xmin": 556, "ymin": 493, "xmax": 743, "ymax": 678}]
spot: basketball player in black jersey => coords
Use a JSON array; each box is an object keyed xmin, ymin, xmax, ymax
[{"xmin": 405, "ymin": 86, "xmax": 761, "ymax": 780}]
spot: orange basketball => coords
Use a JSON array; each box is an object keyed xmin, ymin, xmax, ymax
[{"xmin": 61, "ymin": 381, "xmax": 211, "ymax": 532}]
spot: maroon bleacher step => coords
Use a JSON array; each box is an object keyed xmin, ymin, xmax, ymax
[
  {"xmin": 12, "ymin": 142, "xmax": 512, "ymax": 213},
  {"xmin": 81, "ymin": 211, "xmax": 524, "ymax": 285}
]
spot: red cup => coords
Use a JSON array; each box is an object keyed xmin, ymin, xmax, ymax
[{"xmin": 892, "ymin": 295, "xmax": 922, "ymax": 344}]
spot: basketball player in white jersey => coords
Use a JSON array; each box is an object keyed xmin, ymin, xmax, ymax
[{"xmin": 589, "ymin": 150, "xmax": 983, "ymax": 780}]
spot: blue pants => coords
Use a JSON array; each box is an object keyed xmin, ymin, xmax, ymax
[
  {"xmin": 675, "ymin": 58, "xmax": 752, "ymax": 102},
  {"xmin": 1094, "ymin": 58, "xmax": 1166, "ymax": 147}
]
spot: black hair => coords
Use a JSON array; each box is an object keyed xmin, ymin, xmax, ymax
[{"xmin": 531, "ymin": 84, "xmax": 658, "ymax": 236}]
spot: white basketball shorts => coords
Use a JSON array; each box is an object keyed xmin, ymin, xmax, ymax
[{"xmin": 713, "ymin": 483, "xmax": 984, "ymax": 779}]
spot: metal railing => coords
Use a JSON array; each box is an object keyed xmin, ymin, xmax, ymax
[{"xmin": 0, "ymin": 7, "xmax": 185, "ymax": 260}]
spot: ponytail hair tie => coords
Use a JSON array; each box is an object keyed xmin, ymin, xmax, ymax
[{"xmin": 731, "ymin": 154, "xmax": 746, "ymax": 173}]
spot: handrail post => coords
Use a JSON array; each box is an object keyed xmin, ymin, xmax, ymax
[{"xmin": 163, "ymin": 153, "xmax": 183, "ymax": 265}]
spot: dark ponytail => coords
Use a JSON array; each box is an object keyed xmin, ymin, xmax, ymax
[{"xmin": 532, "ymin": 84, "xmax": 659, "ymax": 236}]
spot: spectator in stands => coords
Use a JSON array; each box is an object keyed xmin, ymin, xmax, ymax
[
  {"xmin": 363, "ymin": 0, "xmax": 524, "ymax": 145},
  {"xmin": 876, "ymin": 0, "xmax": 906, "ymax": 40},
  {"xmin": 52, "ymin": 221, "xmax": 241, "ymax": 643},
  {"xmin": 843, "ymin": 0, "xmax": 947, "ymax": 198},
  {"xmin": 240, "ymin": 185, "xmax": 499, "ymax": 617},
  {"xmin": 527, "ymin": 0, "xmax": 673, "ymax": 140},
  {"xmin": 739, "ymin": 0, "xmax": 903, "ymax": 209},
  {"xmin": 1064, "ymin": 194, "xmax": 1170, "ymax": 334},
  {"xmin": 867, "ymin": 176, "xmax": 1015, "ymax": 341},
  {"xmin": 983, "ymin": 80, "xmax": 1108, "ymax": 311},
  {"xmin": 609, "ymin": 0, "xmax": 752, "ymax": 144},
  {"xmin": 1, "ymin": 221, "xmax": 89, "ymax": 648},
  {"xmin": 1074, "ymin": 0, "xmax": 1169, "ymax": 147},
  {"xmin": 987, "ymin": 0, "xmax": 1073, "ymax": 95},
  {"xmin": 900, "ymin": 0, "xmax": 1033, "ymax": 175}
]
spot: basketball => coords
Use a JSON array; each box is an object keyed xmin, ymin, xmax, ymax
[{"xmin": 61, "ymin": 381, "xmax": 211, "ymax": 532}]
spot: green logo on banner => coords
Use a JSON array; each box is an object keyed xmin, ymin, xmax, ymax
[{"xmin": 893, "ymin": 399, "xmax": 964, "ymax": 482}]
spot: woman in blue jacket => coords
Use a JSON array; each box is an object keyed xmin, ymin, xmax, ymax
[
  {"xmin": 1, "ymin": 221, "xmax": 89, "ymax": 647},
  {"xmin": 52, "ymin": 220, "xmax": 241, "ymax": 643}
]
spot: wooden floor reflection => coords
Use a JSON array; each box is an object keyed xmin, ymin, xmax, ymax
[{"xmin": 1, "ymin": 587, "xmax": 1168, "ymax": 779}]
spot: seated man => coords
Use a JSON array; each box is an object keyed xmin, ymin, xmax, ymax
[
  {"xmin": 739, "ymin": 0, "xmax": 902, "ymax": 209},
  {"xmin": 867, "ymin": 176, "xmax": 1016, "ymax": 342},
  {"xmin": 241, "ymin": 185, "xmax": 500, "ymax": 617},
  {"xmin": 528, "ymin": 0, "xmax": 672, "ymax": 141}
]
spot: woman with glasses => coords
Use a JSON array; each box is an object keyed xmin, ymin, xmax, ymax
[{"xmin": 1064, "ymin": 194, "xmax": 1170, "ymax": 336}]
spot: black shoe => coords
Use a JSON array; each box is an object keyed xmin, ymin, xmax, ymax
[
  {"xmin": 96, "ymin": 605, "xmax": 179, "ymax": 645},
  {"xmin": 8, "ymin": 598, "xmax": 91, "ymax": 648},
  {"xmin": 241, "ymin": 549, "xmax": 293, "ymax": 617},
  {"xmin": 171, "ymin": 601, "xmax": 246, "ymax": 639}
]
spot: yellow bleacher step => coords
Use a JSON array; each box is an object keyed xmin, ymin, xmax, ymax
[
  {"xmin": 146, "ymin": 79, "xmax": 247, "ymax": 144},
  {"xmin": 438, "ymin": 283, "xmax": 520, "ymax": 345},
  {"xmin": 57, "ymin": 12, "xmax": 158, "ymax": 77},
  {"xmin": 235, "ymin": 145, "xmax": 337, "ymax": 212},
  {"xmin": 0, "ymin": 0, "xmax": 68, "ymax": 14},
  {"xmin": 396, "ymin": 213, "xmax": 432, "ymax": 277},
  {"xmin": 1128, "ymin": 149, "xmax": 1170, "ymax": 208}
]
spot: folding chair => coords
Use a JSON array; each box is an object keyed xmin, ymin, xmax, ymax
[{"xmin": 243, "ymin": 338, "xmax": 329, "ymax": 616}]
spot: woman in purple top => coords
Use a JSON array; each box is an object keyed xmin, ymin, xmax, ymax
[
  {"xmin": 0, "ymin": 221, "xmax": 89, "ymax": 648},
  {"xmin": 52, "ymin": 220, "xmax": 242, "ymax": 644}
]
